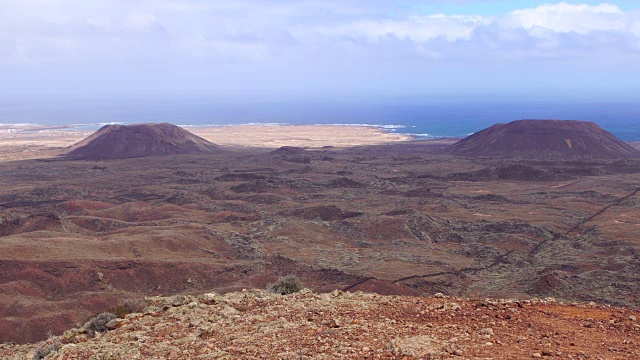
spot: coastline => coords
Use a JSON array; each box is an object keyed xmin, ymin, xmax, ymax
[
  {"xmin": 0, "ymin": 123, "xmax": 417, "ymax": 161},
  {"xmin": 2, "ymin": 123, "xmax": 636, "ymax": 161},
  {"xmin": 188, "ymin": 124, "xmax": 415, "ymax": 148}
]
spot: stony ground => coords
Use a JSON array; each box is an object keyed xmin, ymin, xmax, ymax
[
  {"xmin": 2, "ymin": 139, "xmax": 640, "ymax": 344},
  {"xmin": 2, "ymin": 289, "xmax": 639, "ymax": 359}
]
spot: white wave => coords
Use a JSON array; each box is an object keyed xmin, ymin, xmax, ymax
[
  {"xmin": 317, "ymin": 123, "xmax": 407, "ymax": 130},
  {"xmin": 181, "ymin": 122, "xmax": 290, "ymax": 128},
  {"xmin": 179, "ymin": 124, "xmax": 224, "ymax": 128},
  {"xmin": 405, "ymin": 133, "xmax": 465, "ymax": 139},
  {"xmin": 240, "ymin": 122, "xmax": 290, "ymax": 126},
  {"xmin": 175, "ymin": 122, "xmax": 414, "ymax": 131},
  {"xmin": 0, "ymin": 123, "xmax": 37, "ymax": 126},
  {"xmin": 378, "ymin": 124, "xmax": 407, "ymax": 129},
  {"xmin": 97, "ymin": 122, "xmax": 124, "ymax": 126}
]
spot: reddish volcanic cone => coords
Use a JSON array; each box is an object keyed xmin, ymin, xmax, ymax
[
  {"xmin": 447, "ymin": 120, "xmax": 639, "ymax": 158},
  {"xmin": 64, "ymin": 123, "xmax": 219, "ymax": 159}
]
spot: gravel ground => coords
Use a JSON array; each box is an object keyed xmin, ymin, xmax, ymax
[{"xmin": 2, "ymin": 289, "xmax": 639, "ymax": 359}]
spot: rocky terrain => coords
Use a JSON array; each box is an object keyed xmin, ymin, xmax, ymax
[
  {"xmin": 447, "ymin": 120, "xmax": 639, "ymax": 158},
  {"xmin": 2, "ymin": 289, "xmax": 639, "ymax": 359},
  {"xmin": 65, "ymin": 123, "xmax": 219, "ymax": 159},
  {"xmin": 1, "ymin": 121, "xmax": 639, "ymax": 346}
]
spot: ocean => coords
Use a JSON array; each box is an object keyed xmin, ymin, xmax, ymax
[{"xmin": 1, "ymin": 98, "xmax": 639, "ymax": 141}]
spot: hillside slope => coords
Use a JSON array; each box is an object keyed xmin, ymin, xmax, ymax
[
  {"xmin": 2, "ymin": 290, "xmax": 639, "ymax": 359},
  {"xmin": 65, "ymin": 123, "xmax": 219, "ymax": 159},
  {"xmin": 447, "ymin": 120, "xmax": 639, "ymax": 158}
]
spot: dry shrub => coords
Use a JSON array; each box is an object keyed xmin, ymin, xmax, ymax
[
  {"xmin": 111, "ymin": 298, "xmax": 147, "ymax": 318},
  {"xmin": 268, "ymin": 275, "xmax": 304, "ymax": 295},
  {"xmin": 85, "ymin": 312, "xmax": 117, "ymax": 337},
  {"xmin": 32, "ymin": 340, "xmax": 61, "ymax": 360}
]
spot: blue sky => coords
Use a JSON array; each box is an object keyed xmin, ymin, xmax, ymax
[
  {"xmin": 1, "ymin": 1, "xmax": 639, "ymax": 102},
  {"xmin": 411, "ymin": 0, "xmax": 638, "ymax": 15}
]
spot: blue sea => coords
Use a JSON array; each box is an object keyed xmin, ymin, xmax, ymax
[{"xmin": 1, "ymin": 98, "xmax": 639, "ymax": 141}]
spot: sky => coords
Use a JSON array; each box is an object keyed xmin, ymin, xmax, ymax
[{"xmin": 1, "ymin": 1, "xmax": 640, "ymax": 102}]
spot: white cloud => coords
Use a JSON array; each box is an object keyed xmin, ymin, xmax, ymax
[
  {"xmin": 0, "ymin": 1, "xmax": 638, "ymax": 65},
  {"xmin": 124, "ymin": 12, "xmax": 158, "ymax": 32},
  {"xmin": 309, "ymin": 14, "xmax": 487, "ymax": 42},
  {"xmin": 300, "ymin": 2, "xmax": 640, "ymax": 61},
  {"xmin": 504, "ymin": 2, "xmax": 626, "ymax": 34}
]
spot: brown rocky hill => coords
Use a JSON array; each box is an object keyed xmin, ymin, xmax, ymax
[
  {"xmin": 447, "ymin": 120, "xmax": 639, "ymax": 158},
  {"xmin": 2, "ymin": 290, "xmax": 639, "ymax": 359},
  {"xmin": 3, "ymin": 138, "xmax": 640, "ymax": 345},
  {"xmin": 64, "ymin": 123, "xmax": 219, "ymax": 159}
]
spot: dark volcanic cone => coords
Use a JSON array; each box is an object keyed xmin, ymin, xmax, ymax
[
  {"xmin": 447, "ymin": 119, "xmax": 639, "ymax": 158},
  {"xmin": 270, "ymin": 146, "xmax": 308, "ymax": 156},
  {"xmin": 64, "ymin": 123, "xmax": 219, "ymax": 159}
]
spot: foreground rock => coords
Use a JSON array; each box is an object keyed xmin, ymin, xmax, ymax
[
  {"xmin": 64, "ymin": 123, "xmax": 219, "ymax": 159},
  {"xmin": 447, "ymin": 119, "xmax": 639, "ymax": 158},
  {"xmin": 2, "ymin": 290, "xmax": 638, "ymax": 359}
]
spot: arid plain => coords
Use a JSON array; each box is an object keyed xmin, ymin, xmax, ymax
[{"xmin": 1, "ymin": 123, "xmax": 639, "ymax": 348}]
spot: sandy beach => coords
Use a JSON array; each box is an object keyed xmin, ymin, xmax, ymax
[
  {"xmin": 0, "ymin": 124, "xmax": 415, "ymax": 161},
  {"xmin": 188, "ymin": 125, "xmax": 413, "ymax": 148}
]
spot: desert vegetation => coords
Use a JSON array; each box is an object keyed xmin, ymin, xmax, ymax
[
  {"xmin": 84, "ymin": 312, "xmax": 117, "ymax": 338},
  {"xmin": 31, "ymin": 340, "xmax": 61, "ymax": 360},
  {"xmin": 110, "ymin": 298, "xmax": 148, "ymax": 318},
  {"xmin": 267, "ymin": 275, "xmax": 304, "ymax": 295}
]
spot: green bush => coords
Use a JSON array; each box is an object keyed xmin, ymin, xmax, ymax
[{"xmin": 267, "ymin": 275, "xmax": 304, "ymax": 295}]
